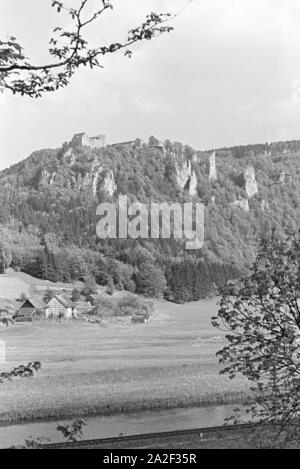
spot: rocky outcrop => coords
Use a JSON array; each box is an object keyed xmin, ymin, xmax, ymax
[
  {"xmin": 101, "ymin": 170, "xmax": 117, "ymax": 197},
  {"xmin": 188, "ymin": 172, "xmax": 198, "ymax": 196},
  {"xmin": 175, "ymin": 160, "xmax": 197, "ymax": 196},
  {"xmin": 233, "ymin": 197, "xmax": 249, "ymax": 212},
  {"xmin": 209, "ymin": 152, "xmax": 217, "ymax": 181},
  {"xmin": 278, "ymin": 171, "xmax": 292, "ymax": 184},
  {"xmin": 91, "ymin": 166, "xmax": 101, "ymax": 196},
  {"xmin": 40, "ymin": 160, "xmax": 116, "ymax": 197},
  {"xmin": 244, "ymin": 166, "xmax": 258, "ymax": 198},
  {"xmin": 74, "ymin": 172, "xmax": 89, "ymax": 190},
  {"xmin": 80, "ymin": 165, "xmax": 116, "ymax": 197},
  {"xmin": 175, "ymin": 160, "xmax": 191, "ymax": 190},
  {"xmin": 40, "ymin": 169, "xmax": 57, "ymax": 185},
  {"xmin": 40, "ymin": 168, "xmax": 51, "ymax": 184},
  {"xmin": 261, "ymin": 199, "xmax": 270, "ymax": 212},
  {"xmin": 63, "ymin": 148, "xmax": 76, "ymax": 165},
  {"xmin": 49, "ymin": 172, "xmax": 57, "ymax": 185}
]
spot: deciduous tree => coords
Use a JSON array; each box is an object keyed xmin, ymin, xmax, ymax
[
  {"xmin": 0, "ymin": 0, "xmax": 173, "ymax": 97},
  {"xmin": 213, "ymin": 231, "xmax": 300, "ymax": 447}
]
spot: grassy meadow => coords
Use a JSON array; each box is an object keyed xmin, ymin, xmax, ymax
[{"xmin": 0, "ymin": 299, "xmax": 249, "ymax": 423}]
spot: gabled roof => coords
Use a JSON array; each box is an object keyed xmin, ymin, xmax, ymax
[
  {"xmin": 18, "ymin": 298, "xmax": 46, "ymax": 310},
  {"xmin": 54, "ymin": 295, "xmax": 75, "ymax": 308}
]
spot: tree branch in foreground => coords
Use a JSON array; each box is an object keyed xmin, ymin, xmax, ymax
[{"xmin": 0, "ymin": 0, "xmax": 174, "ymax": 97}]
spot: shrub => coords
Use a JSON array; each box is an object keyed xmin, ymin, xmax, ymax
[
  {"xmin": 82, "ymin": 274, "xmax": 97, "ymax": 296},
  {"xmin": 19, "ymin": 293, "xmax": 27, "ymax": 303},
  {"xmin": 44, "ymin": 288, "xmax": 55, "ymax": 304},
  {"xmin": 0, "ymin": 242, "xmax": 12, "ymax": 273},
  {"xmin": 89, "ymin": 297, "xmax": 118, "ymax": 318},
  {"xmin": 135, "ymin": 263, "xmax": 167, "ymax": 298},
  {"xmin": 71, "ymin": 288, "xmax": 81, "ymax": 302},
  {"xmin": 117, "ymin": 294, "xmax": 153, "ymax": 318},
  {"xmin": 106, "ymin": 277, "xmax": 115, "ymax": 296}
]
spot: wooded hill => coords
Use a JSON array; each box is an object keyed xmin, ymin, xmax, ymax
[{"xmin": 0, "ymin": 135, "xmax": 299, "ymax": 302}]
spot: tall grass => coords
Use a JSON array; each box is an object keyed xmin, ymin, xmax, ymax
[{"xmin": 0, "ymin": 390, "xmax": 250, "ymax": 425}]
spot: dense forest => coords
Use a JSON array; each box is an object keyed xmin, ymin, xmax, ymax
[{"xmin": 0, "ymin": 135, "xmax": 299, "ymax": 302}]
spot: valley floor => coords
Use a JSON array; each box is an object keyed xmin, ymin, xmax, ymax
[{"xmin": 0, "ymin": 299, "xmax": 248, "ymax": 424}]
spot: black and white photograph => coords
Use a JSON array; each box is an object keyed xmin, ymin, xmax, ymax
[{"xmin": 0, "ymin": 0, "xmax": 300, "ymax": 453}]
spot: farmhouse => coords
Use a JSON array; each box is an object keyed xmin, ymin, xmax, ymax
[
  {"xmin": 13, "ymin": 298, "xmax": 46, "ymax": 322},
  {"xmin": 45, "ymin": 295, "xmax": 76, "ymax": 319}
]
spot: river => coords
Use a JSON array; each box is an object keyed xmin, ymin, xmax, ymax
[{"xmin": 0, "ymin": 404, "xmax": 241, "ymax": 448}]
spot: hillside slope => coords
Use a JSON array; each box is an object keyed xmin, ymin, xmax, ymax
[{"xmin": 0, "ymin": 135, "xmax": 299, "ymax": 302}]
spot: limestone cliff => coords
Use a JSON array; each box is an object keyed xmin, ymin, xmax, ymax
[
  {"xmin": 278, "ymin": 171, "xmax": 292, "ymax": 184},
  {"xmin": 188, "ymin": 171, "xmax": 198, "ymax": 196},
  {"xmin": 244, "ymin": 166, "xmax": 258, "ymax": 198},
  {"xmin": 209, "ymin": 152, "xmax": 217, "ymax": 181},
  {"xmin": 63, "ymin": 148, "xmax": 77, "ymax": 165},
  {"xmin": 261, "ymin": 199, "xmax": 270, "ymax": 212},
  {"xmin": 40, "ymin": 158, "xmax": 116, "ymax": 197},
  {"xmin": 175, "ymin": 160, "xmax": 197, "ymax": 196},
  {"xmin": 101, "ymin": 170, "xmax": 117, "ymax": 197},
  {"xmin": 233, "ymin": 198, "xmax": 249, "ymax": 212}
]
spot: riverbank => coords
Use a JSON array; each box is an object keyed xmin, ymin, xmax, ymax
[
  {"xmin": 0, "ymin": 404, "xmax": 249, "ymax": 448},
  {"xmin": 43, "ymin": 424, "xmax": 278, "ymax": 450}
]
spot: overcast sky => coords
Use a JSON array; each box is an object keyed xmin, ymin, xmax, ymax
[{"xmin": 1, "ymin": 0, "xmax": 300, "ymax": 170}]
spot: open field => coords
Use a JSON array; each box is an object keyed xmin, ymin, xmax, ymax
[
  {"xmin": 0, "ymin": 299, "xmax": 249, "ymax": 423},
  {"xmin": 0, "ymin": 275, "xmax": 30, "ymax": 301},
  {"xmin": 0, "ymin": 268, "xmax": 133, "ymax": 302},
  {"xmin": 0, "ymin": 269, "xmax": 83, "ymax": 300}
]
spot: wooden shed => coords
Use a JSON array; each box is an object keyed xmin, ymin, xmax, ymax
[{"xmin": 13, "ymin": 298, "xmax": 45, "ymax": 322}]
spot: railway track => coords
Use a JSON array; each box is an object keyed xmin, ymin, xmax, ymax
[{"xmin": 42, "ymin": 422, "xmax": 256, "ymax": 449}]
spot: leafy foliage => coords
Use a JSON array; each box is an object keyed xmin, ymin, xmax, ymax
[
  {"xmin": 212, "ymin": 231, "xmax": 300, "ymax": 446},
  {"xmin": 106, "ymin": 277, "xmax": 115, "ymax": 295},
  {"xmin": 56, "ymin": 419, "xmax": 87, "ymax": 442},
  {"xmin": 0, "ymin": 241, "xmax": 12, "ymax": 273},
  {"xmin": 0, "ymin": 1, "xmax": 173, "ymax": 97},
  {"xmin": 0, "ymin": 361, "xmax": 41, "ymax": 383}
]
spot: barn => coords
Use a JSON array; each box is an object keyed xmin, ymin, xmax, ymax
[
  {"xmin": 13, "ymin": 298, "xmax": 46, "ymax": 322},
  {"xmin": 45, "ymin": 295, "xmax": 76, "ymax": 319}
]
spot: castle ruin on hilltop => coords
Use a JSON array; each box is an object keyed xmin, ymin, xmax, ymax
[{"xmin": 71, "ymin": 132, "xmax": 106, "ymax": 149}]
